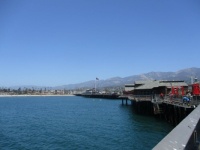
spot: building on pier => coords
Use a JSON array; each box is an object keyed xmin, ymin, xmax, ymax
[
  {"xmin": 122, "ymin": 80, "xmax": 200, "ymax": 148},
  {"xmin": 124, "ymin": 80, "xmax": 188, "ymax": 96},
  {"xmin": 121, "ymin": 80, "xmax": 200, "ymax": 125}
]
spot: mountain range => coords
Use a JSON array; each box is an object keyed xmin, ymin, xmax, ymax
[
  {"xmin": 55, "ymin": 67, "xmax": 200, "ymax": 90},
  {"xmin": 7, "ymin": 67, "xmax": 200, "ymax": 90}
]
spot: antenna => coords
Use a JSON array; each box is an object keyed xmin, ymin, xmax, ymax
[
  {"xmin": 95, "ymin": 77, "xmax": 99, "ymax": 93},
  {"xmin": 95, "ymin": 79, "xmax": 96, "ymax": 92},
  {"xmin": 191, "ymin": 76, "xmax": 194, "ymax": 84},
  {"xmin": 194, "ymin": 77, "xmax": 198, "ymax": 83}
]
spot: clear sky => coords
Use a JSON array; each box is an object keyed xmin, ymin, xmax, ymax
[{"xmin": 0, "ymin": 0, "xmax": 200, "ymax": 87}]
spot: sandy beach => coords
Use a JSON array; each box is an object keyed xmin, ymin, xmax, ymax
[{"xmin": 0, "ymin": 94, "xmax": 75, "ymax": 97}]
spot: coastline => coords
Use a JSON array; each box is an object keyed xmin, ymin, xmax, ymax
[{"xmin": 0, "ymin": 94, "xmax": 75, "ymax": 97}]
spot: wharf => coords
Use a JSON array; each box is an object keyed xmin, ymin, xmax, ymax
[
  {"xmin": 118, "ymin": 95, "xmax": 129, "ymax": 105},
  {"xmin": 120, "ymin": 94, "xmax": 200, "ymax": 149},
  {"xmin": 153, "ymin": 104, "xmax": 200, "ymax": 150},
  {"xmin": 81, "ymin": 94, "xmax": 120, "ymax": 99},
  {"xmin": 122, "ymin": 79, "xmax": 200, "ymax": 148},
  {"xmin": 120, "ymin": 94, "xmax": 199, "ymax": 125}
]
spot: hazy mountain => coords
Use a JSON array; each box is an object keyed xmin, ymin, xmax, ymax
[
  {"xmin": 55, "ymin": 67, "xmax": 200, "ymax": 90},
  {"xmin": 7, "ymin": 67, "xmax": 200, "ymax": 90}
]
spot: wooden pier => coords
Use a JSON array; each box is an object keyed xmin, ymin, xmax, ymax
[
  {"xmin": 120, "ymin": 94, "xmax": 200, "ymax": 126},
  {"xmin": 153, "ymin": 104, "xmax": 200, "ymax": 150},
  {"xmin": 122, "ymin": 80, "xmax": 200, "ymax": 148},
  {"xmin": 119, "ymin": 95, "xmax": 129, "ymax": 105}
]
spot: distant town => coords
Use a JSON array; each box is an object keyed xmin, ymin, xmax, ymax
[
  {"xmin": 0, "ymin": 87, "xmax": 72, "ymax": 95},
  {"xmin": 0, "ymin": 87, "xmax": 124, "ymax": 96}
]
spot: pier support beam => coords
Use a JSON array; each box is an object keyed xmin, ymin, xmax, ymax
[
  {"xmin": 121, "ymin": 98, "xmax": 128, "ymax": 105},
  {"xmin": 122, "ymin": 99, "xmax": 124, "ymax": 105}
]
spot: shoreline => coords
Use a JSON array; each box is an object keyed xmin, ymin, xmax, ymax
[{"xmin": 0, "ymin": 94, "xmax": 75, "ymax": 97}]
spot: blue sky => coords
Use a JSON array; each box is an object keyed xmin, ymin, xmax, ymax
[{"xmin": 0, "ymin": 0, "xmax": 200, "ymax": 87}]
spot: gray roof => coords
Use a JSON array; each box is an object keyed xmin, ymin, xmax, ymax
[
  {"xmin": 134, "ymin": 80, "xmax": 154, "ymax": 85},
  {"xmin": 134, "ymin": 80, "xmax": 188, "ymax": 90},
  {"xmin": 160, "ymin": 81, "xmax": 188, "ymax": 88},
  {"xmin": 124, "ymin": 84, "xmax": 135, "ymax": 87},
  {"xmin": 124, "ymin": 86, "xmax": 135, "ymax": 91}
]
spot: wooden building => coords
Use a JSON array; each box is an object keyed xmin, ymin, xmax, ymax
[{"xmin": 124, "ymin": 80, "xmax": 188, "ymax": 96}]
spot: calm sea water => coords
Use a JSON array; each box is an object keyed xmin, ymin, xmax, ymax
[{"xmin": 0, "ymin": 96, "xmax": 173, "ymax": 150}]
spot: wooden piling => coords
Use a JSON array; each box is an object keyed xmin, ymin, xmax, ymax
[{"xmin": 121, "ymin": 95, "xmax": 197, "ymax": 126}]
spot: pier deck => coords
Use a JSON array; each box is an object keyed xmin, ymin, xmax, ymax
[
  {"xmin": 120, "ymin": 94, "xmax": 200, "ymax": 149},
  {"xmin": 120, "ymin": 95, "xmax": 199, "ymax": 122},
  {"xmin": 153, "ymin": 104, "xmax": 200, "ymax": 150}
]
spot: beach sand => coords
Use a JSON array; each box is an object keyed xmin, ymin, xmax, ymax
[{"xmin": 0, "ymin": 94, "xmax": 75, "ymax": 97}]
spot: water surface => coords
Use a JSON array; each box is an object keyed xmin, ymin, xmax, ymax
[{"xmin": 0, "ymin": 96, "xmax": 173, "ymax": 149}]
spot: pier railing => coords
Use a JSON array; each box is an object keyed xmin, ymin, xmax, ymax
[
  {"xmin": 128, "ymin": 95, "xmax": 152, "ymax": 102},
  {"xmin": 151, "ymin": 94, "xmax": 164, "ymax": 103},
  {"xmin": 122, "ymin": 94, "xmax": 164, "ymax": 102},
  {"xmin": 120, "ymin": 94, "xmax": 200, "ymax": 106},
  {"xmin": 163, "ymin": 95, "xmax": 200, "ymax": 107},
  {"xmin": 153, "ymin": 104, "xmax": 200, "ymax": 150}
]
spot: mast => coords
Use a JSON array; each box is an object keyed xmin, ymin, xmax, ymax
[
  {"xmin": 95, "ymin": 77, "xmax": 99, "ymax": 93},
  {"xmin": 95, "ymin": 79, "xmax": 96, "ymax": 92}
]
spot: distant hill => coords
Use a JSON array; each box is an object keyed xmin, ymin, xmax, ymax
[{"xmin": 55, "ymin": 67, "xmax": 200, "ymax": 90}]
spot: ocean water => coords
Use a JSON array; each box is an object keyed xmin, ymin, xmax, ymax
[{"xmin": 0, "ymin": 96, "xmax": 173, "ymax": 150}]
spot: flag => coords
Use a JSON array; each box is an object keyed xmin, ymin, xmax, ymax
[{"xmin": 96, "ymin": 77, "xmax": 99, "ymax": 80}]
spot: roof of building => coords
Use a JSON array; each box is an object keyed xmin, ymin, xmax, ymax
[
  {"xmin": 133, "ymin": 80, "xmax": 188, "ymax": 90},
  {"xmin": 124, "ymin": 87, "xmax": 135, "ymax": 91},
  {"xmin": 134, "ymin": 80, "xmax": 154, "ymax": 85},
  {"xmin": 124, "ymin": 84, "xmax": 135, "ymax": 87}
]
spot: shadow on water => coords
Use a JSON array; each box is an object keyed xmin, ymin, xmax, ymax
[{"xmin": 119, "ymin": 104, "xmax": 174, "ymax": 149}]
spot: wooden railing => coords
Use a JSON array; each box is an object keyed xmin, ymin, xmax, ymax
[
  {"xmin": 128, "ymin": 95, "xmax": 152, "ymax": 101},
  {"xmin": 163, "ymin": 95, "xmax": 200, "ymax": 106},
  {"xmin": 120, "ymin": 94, "xmax": 200, "ymax": 106}
]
